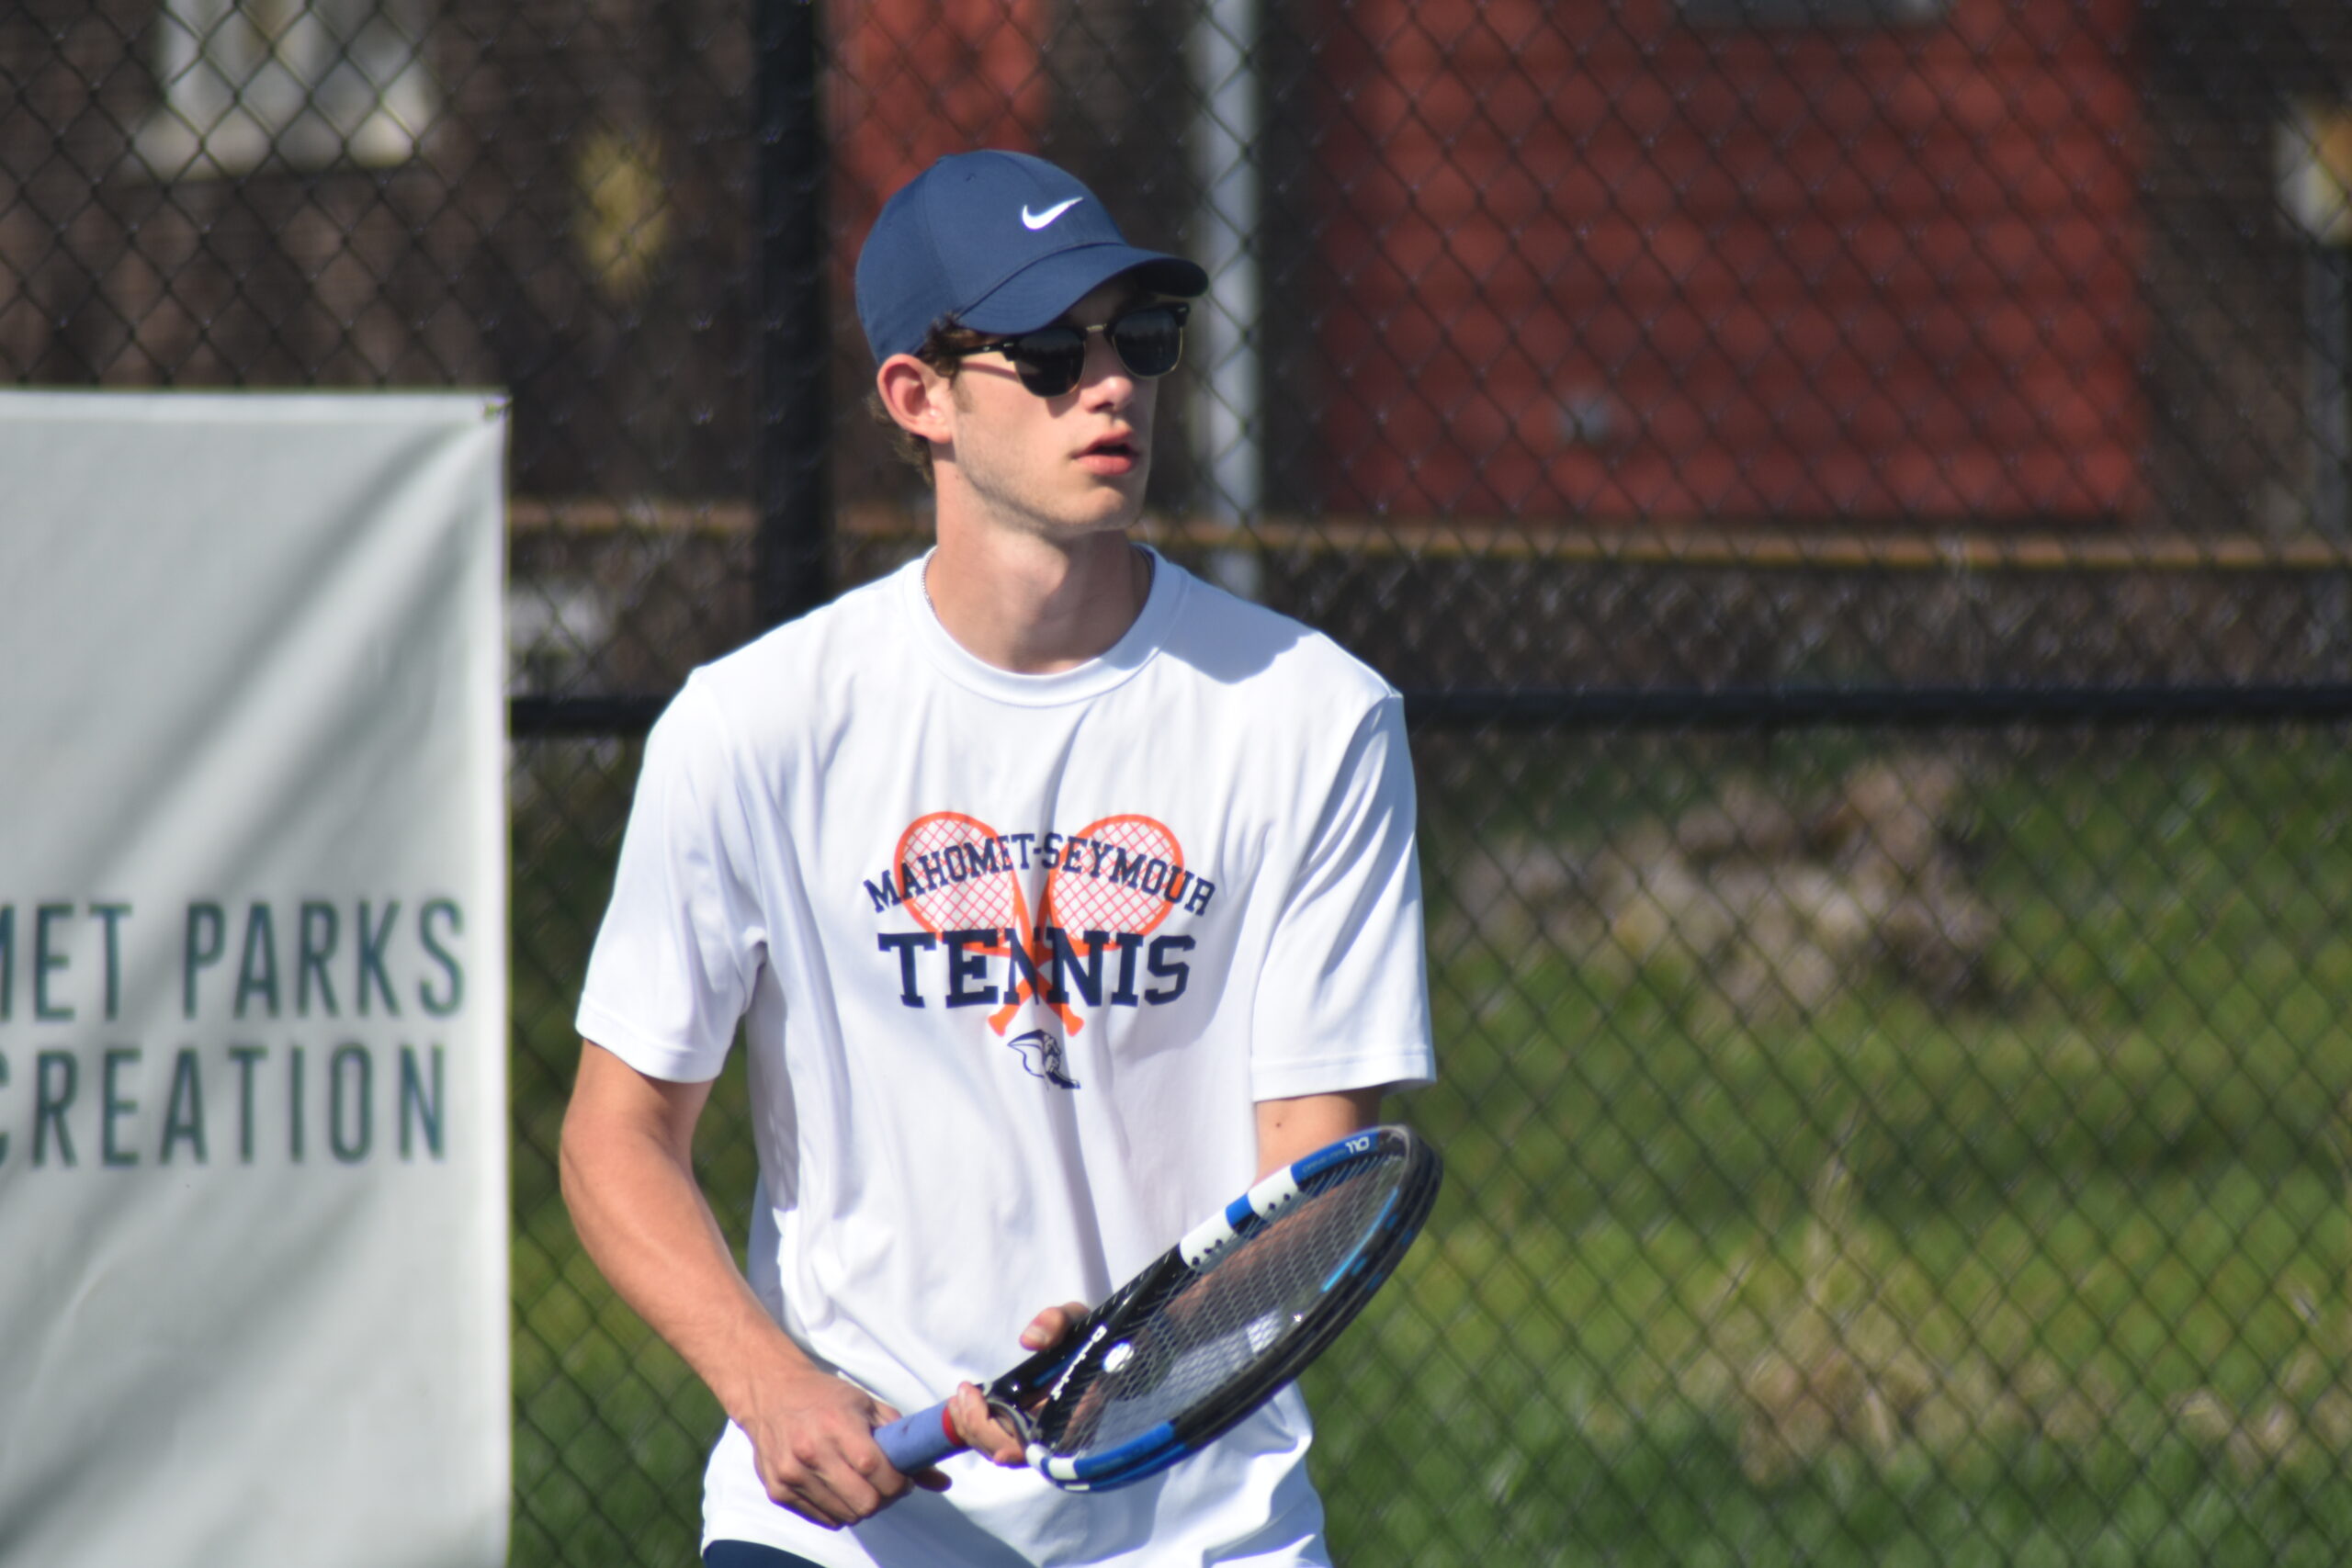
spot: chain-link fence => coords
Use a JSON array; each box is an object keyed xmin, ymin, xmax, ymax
[{"xmin": 12, "ymin": 1, "xmax": 2352, "ymax": 1562}]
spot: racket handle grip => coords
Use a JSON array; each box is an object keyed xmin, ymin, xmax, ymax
[{"xmin": 873, "ymin": 1401, "xmax": 962, "ymax": 1473}]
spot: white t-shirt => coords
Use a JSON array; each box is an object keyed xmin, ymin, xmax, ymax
[{"xmin": 576, "ymin": 549, "xmax": 1435, "ymax": 1567}]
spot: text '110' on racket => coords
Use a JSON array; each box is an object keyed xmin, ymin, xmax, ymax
[{"xmin": 872, "ymin": 1124, "xmax": 1442, "ymax": 1492}]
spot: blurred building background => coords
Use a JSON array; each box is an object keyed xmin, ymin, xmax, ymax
[
  {"xmin": 7, "ymin": 1, "xmax": 2352, "ymax": 685},
  {"xmin": 5, "ymin": 0, "xmax": 2348, "ymax": 525}
]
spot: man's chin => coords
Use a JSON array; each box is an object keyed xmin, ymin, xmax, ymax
[{"xmin": 1071, "ymin": 473, "xmax": 1150, "ymax": 526}]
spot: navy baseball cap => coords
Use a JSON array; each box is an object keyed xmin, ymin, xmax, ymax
[{"xmin": 855, "ymin": 150, "xmax": 1208, "ymax": 364}]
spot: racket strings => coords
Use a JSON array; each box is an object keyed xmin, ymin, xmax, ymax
[
  {"xmin": 898, "ymin": 814, "xmax": 1023, "ymax": 934},
  {"xmin": 992, "ymin": 815, "xmax": 1179, "ymax": 1032},
  {"xmin": 1038, "ymin": 1152, "xmax": 1409, "ymax": 1457},
  {"xmin": 1046, "ymin": 817, "xmax": 1181, "ymax": 940}
]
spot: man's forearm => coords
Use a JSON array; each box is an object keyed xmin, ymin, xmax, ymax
[
  {"xmin": 561, "ymin": 1043, "xmax": 930, "ymax": 1526},
  {"xmin": 559, "ymin": 1047, "xmax": 814, "ymax": 1418}
]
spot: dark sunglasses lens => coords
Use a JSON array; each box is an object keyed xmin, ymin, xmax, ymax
[
  {"xmin": 1111, "ymin": 309, "xmax": 1184, "ymax": 378},
  {"xmin": 998, "ymin": 308, "xmax": 1185, "ymax": 394},
  {"xmin": 1008, "ymin": 329, "xmax": 1086, "ymax": 396}
]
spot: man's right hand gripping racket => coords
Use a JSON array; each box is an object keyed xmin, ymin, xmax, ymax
[{"xmin": 873, "ymin": 1124, "xmax": 1442, "ymax": 1492}]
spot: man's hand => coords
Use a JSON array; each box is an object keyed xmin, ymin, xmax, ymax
[
  {"xmin": 944, "ymin": 1300, "xmax": 1091, "ymax": 1467},
  {"xmin": 738, "ymin": 1359, "xmax": 944, "ymax": 1527}
]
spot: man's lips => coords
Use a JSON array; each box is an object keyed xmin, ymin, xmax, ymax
[{"xmin": 1075, "ymin": 432, "xmax": 1143, "ymax": 476}]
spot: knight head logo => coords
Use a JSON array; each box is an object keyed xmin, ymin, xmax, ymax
[{"xmin": 1006, "ymin": 1028, "xmax": 1080, "ymax": 1089}]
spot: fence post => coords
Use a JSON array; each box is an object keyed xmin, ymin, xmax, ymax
[{"xmin": 754, "ymin": 0, "xmax": 832, "ymax": 630}]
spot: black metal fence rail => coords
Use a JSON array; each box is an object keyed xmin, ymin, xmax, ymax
[{"xmin": 513, "ymin": 682, "xmax": 2352, "ymax": 739}]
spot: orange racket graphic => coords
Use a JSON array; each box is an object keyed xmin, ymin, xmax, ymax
[
  {"xmin": 898, "ymin": 811, "xmax": 1078, "ymax": 1033},
  {"xmin": 896, "ymin": 811, "xmax": 1024, "ymax": 984},
  {"xmin": 991, "ymin": 814, "xmax": 1185, "ymax": 1034}
]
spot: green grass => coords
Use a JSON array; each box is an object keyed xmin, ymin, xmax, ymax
[
  {"xmin": 1306, "ymin": 1165, "xmax": 2352, "ymax": 1564},
  {"xmin": 506, "ymin": 728, "xmax": 2352, "ymax": 1565}
]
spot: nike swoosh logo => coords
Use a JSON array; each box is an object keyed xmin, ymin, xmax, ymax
[{"xmin": 1022, "ymin": 197, "xmax": 1082, "ymax": 231}]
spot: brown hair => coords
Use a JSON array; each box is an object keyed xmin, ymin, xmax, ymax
[{"xmin": 867, "ymin": 316, "xmax": 989, "ymax": 486}]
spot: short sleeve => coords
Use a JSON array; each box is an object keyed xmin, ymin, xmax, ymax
[
  {"xmin": 574, "ymin": 677, "xmax": 769, "ymax": 1082},
  {"xmin": 1250, "ymin": 694, "xmax": 1437, "ymax": 1100}
]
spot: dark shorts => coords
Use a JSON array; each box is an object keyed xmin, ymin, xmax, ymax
[{"xmin": 704, "ymin": 1542, "xmax": 829, "ymax": 1568}]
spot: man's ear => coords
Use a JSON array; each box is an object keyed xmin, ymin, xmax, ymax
[{"xmin": 876, "ymin": 355, "xmax": 955, "ymax": 447}]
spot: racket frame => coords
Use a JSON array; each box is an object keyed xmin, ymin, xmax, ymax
[{"xmin": 871, "ymin": 1124, "xmax": 1442, "ymax": 1492}]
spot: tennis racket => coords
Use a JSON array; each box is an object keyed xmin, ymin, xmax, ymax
[{"xmin": 872, "ymin": 1123, "xmax": 1442, "ymax": 1492}]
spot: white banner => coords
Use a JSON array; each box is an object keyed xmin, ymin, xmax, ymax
[{"xmin": 0, "ymin": 393, "xmax": 510, "ymax": 1567}]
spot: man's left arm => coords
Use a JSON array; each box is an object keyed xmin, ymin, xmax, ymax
[{"xmin": 1255, "ymin": 1086, "xmax": 1392, "ymax": 1179}]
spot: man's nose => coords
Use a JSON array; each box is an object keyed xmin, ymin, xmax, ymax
[{"xmin": 1080, "ymin": 330, "xmax": 1135, "ymax": 401}]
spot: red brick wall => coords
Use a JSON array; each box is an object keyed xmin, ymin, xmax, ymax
[
  {"xmin": 1317, "ymin": 0, "xmax": 2146, "ymax": 522},
  {"xmin": 829, "ymin": 0, "xmax": 1050, "ymax": 254}
]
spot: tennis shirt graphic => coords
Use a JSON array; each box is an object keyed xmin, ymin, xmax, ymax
[
  {"xmin": 865, "ymin": 808, "xmax": 1212, "ymax": 1047},
  {"xmin": 576, "ymin": 550, "xmax": 1435, "ymax": 1567}
]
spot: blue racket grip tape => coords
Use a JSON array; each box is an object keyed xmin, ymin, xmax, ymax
[{"xmin": 873, "ymin": 1400, "xmax": 961, "ymax": 1472}]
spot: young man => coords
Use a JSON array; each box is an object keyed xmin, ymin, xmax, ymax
[{"xmin": 561, "ymin": 149, "xmax": 1434, "ymax": 1568}]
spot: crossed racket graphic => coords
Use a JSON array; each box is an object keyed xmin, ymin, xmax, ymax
[{"xmin": 891, "ymin": 810, "xmax": 1184, "ymax": 1036}]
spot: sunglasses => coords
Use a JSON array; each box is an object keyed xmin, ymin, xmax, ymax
[{"xmin": 964, "ymin": 303, "xmax": 1190, "ymax": 398}]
